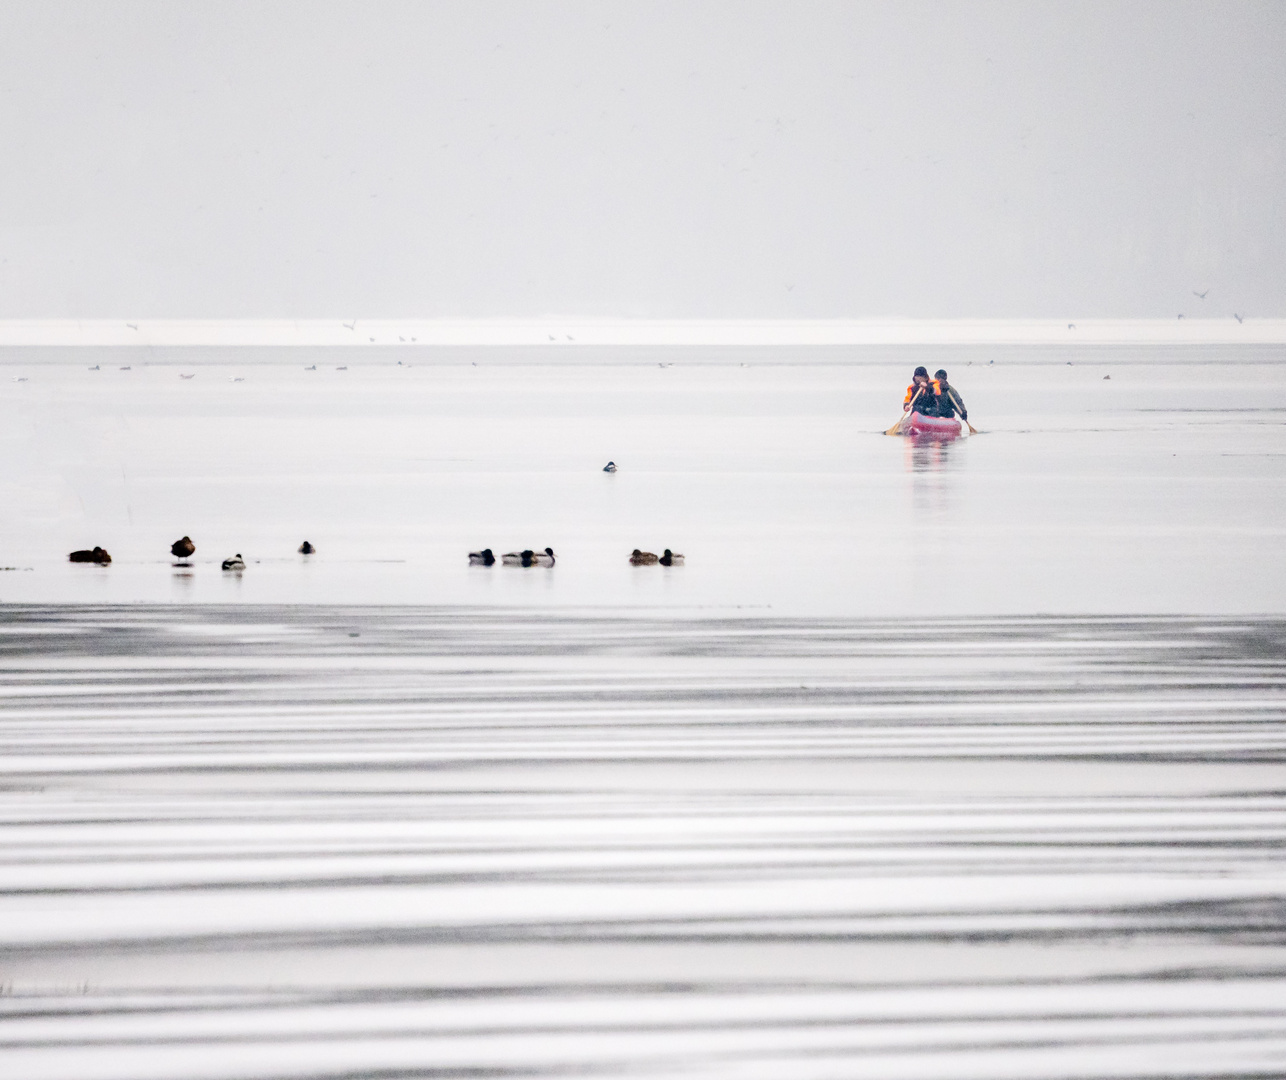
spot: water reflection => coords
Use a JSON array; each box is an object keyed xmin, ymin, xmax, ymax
[
  {"xmin": 903, "ymin": 431, "xmax": 960, "ymax": 472},
  {"xmin": 169, "ymin": 564, "xmax": 195, "ymax": 597},
  {"xmin": 904, "ymin": 432, "xmax": 960, "ymax": 518}
]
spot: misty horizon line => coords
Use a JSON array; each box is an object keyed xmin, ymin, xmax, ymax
[{"xmin": 0, "ymin": 318, "xmax": 1283, "ymax": 347}]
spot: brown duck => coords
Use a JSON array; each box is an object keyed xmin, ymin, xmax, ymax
[{"xmin": 69, "ymin": 547, "xmax": 111, "ymax": 565}]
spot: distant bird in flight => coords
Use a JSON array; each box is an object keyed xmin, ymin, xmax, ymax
[{"xmin": 1192, "ymin": 289, "xmax": 1208, "ymax": 299}]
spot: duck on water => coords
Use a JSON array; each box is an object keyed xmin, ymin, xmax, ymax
[
  {"xmin": 632, "ymin": 549, "xmax": 684, "ymax": 565},
  {"xmin": 468, "ymin": 548, "xmax": 495, "ymax": 566},
  {"xmin": 170, "ymin": 536, "xmax": 195, "ymax": 564},
  {"xmin": 502, "ymin": 548, "xmax": 555, "ymax": 567},
  {"xmin": 69, "ymin": 547, "xmax": 112, "ymax": 565}
]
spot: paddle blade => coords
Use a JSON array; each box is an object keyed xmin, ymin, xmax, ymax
[{"xmin": 884, "ymin": 415, "xmax": 907, "ymax": 436}]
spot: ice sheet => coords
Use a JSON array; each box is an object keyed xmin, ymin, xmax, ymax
[{"xmin": 1, "ymin": 608, "xmax": 1284, "ymax": 1079}]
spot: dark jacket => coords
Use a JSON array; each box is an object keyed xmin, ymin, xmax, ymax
[{"xmin": 932, "ymin": 382, "xmax": 967, "ymax": 420}]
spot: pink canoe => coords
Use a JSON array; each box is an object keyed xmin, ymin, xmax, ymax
[{"xmin": 903, "ymin": 411, "xmax": 962, "ymax": 437}]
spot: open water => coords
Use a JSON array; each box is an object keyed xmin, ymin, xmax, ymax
[
  {"xmin": 1, "ymin": 347, "xmax": 1285, "ymax": 1077},
  {"xmin": 1, "ymin": 346, "xmax": 1285, "ymax": 613}
]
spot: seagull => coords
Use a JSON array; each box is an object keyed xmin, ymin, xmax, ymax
[
  {"xmin": 305, "ymin": 365, "xmax": 316, "ymax": 370},
  {"xmin": 1193, "ymin": 289, "xmax": 1209, "ymax": 299},
  {"xmin": 1177, "ymin": 313, "xmax": 1185, "ymax": 319},
  {"xmin": 88, "ymin": 365, "xmax": 99, "ymax": 370},
  {"xmin": 119, "ymin": 366, "xmax": 131, "ymax": 370},
  {"xmin": 232, "ymin": 377, "xmax": 245, "ymax": 382},
  {"xmin": 180, "ymin": 373, "xmax": 195, "ymax": 379},
  {"xmin": 126, "ymin": 323, "xmax": 138, "ymax": 330},
  {"xmin": 343, "ymin": 321, "xmax": 356, "ymax": 330},
  {"xmin": 548, "ymin": 335, "xmax": 556, "ymax": 341},
  {"xmin": 337, "ymin": 365, "xmax": 348, "ymax": 370},
  {"xmin": 1234, "ymin": 313, "xmax": 1244, "ymax": 323},
  {"xmin": 1068, "ymin": 323, "xmax": 1076, "ymax": 330}
]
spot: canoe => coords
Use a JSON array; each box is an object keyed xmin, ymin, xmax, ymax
[{"xmin": 903, "ymin": 411, "xmax": 961, "ymax": 437}]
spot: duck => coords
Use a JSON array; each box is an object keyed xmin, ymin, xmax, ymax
[
  {"xmin": 222, "ymin": 554, "xmax": 246, "ymax": 571},
  {"xmin": 69, "ymin": 547, "xmax": 111, "ymax": 565},
  {"xmin": 502, "ymin": 547, "xmax": 555, "ymax": 567},
  {"xmin": 171, "ymin": 536, "xmax": 195, "ymax": 561},
  {"xmin": 660, "ymin": 549, "xmax": 684, "ymax": 566},
  {"xmin": 629, "ymin": 549, "xmax": 659, "ymax": 565},
  {"xmin": 298, "ymin": 540, "xmax": 315, "ymax": 554},
  {"xmin": 468, "ymin": 548, "xmax": 495, "ymax": 566},
  {"xmin": 603, "ymin": 461, "xmax": 617, "ymax": 472}
]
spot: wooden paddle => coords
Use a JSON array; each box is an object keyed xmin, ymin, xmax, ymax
[
  {"xmin": 945, "ymin": 387, "xmax": 978, "ymax": 434},
  {"xmin": 885, "ymin": 388, "xmax": 922, "ymax": 435}
]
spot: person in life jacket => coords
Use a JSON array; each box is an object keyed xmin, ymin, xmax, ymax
[
  {"xmin": 929, "ymin": 368, "xmax": 967, "ymax": 421},
  {"xmin": 903, "ymin": 366, "xmax": 935, "ymax": 413}
]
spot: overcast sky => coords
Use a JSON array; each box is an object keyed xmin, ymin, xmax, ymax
[{"xmin": 0, "ymin": 1, "xmax": 1282, "ymax": 319}]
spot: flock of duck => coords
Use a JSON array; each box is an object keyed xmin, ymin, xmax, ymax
[
  {"xmin": 70, "ymin": 539, "xmax": 683, "ymax": 571},
  {"xmin": 68, "ymin": 536, "xmax": 314, "ymax": 571},
  {"xmin": 67, "ymin": 464, "xmax": 683, "ymax": 573},
  {"xmin": 466, "ymin": 546, "xmax": 684, "ymax": 567}
]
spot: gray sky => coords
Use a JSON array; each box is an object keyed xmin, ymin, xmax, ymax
[{"xmin": 0, "ymin": 0, "xmax": 1282, "ymax": 318}]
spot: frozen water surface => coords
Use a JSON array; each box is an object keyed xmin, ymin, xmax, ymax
[
  {"xmin": 1, "ymin": 348, "xmax": 1285, "ymax": 1077},
  {"xmin": 1, "ymin": 608, "xmax": 1285, "ymax": 1078}
]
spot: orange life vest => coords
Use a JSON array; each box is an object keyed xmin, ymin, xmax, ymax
[{"xmin": 904, "ymin": 379, "xmax": 940, "ymax": 407}]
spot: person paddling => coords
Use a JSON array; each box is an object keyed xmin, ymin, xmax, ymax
[
  {"xmin": 903, "ymin": 366, "xmax": 933, "ymax": 413},
  {"xmin": 930, "ymin": 369, "xmax": 967, "ymax": 421}
]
